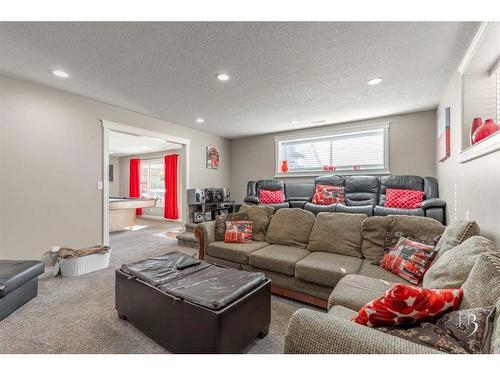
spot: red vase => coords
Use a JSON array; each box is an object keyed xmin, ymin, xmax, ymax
[
  {"xmin": 281, "ymin": 160, "xmax": 289, "ymax": 174},
  {"xmin": 472, "ymin": 119, "xmax": 499, "ymax": 144},
  {"xmin": 470, "ymin": 118, "xmax": 482, "ymax": 144}
]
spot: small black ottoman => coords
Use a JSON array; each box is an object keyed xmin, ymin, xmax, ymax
[
  {"xmin": 0, "ymin": 260, "xmax": 45, "ymax": 321},
  {"xmin": 116, "ymin": 252, "xmax": 271, "ymax": 353}
]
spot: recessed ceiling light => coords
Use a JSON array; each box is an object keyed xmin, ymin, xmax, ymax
[
  {"xmin": 291, "ymin": 121, "xmax": 299, "ymax": 125},
  {"xmin": 216, "ymin": 73, "xmax": 230, "ymax": 81},
  {"xmin": 109, "ymin": 151, "xmax": 115, "ymax": 154},
  {"xmin": 367, "ymin": 77, "xmax": 383, "ymax": 86},
  {"xmin": 52, "ymin": 70, "xmax": 69, "ymax": 78},
  {"xmin": 196, "ymin": 118, "xmax": 205, "ymax": 123}
]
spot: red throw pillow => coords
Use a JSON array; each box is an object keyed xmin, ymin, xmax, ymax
[
  {"xmin": 259, "ymin": 189, "xmax": 285, "ymax": 204},
  {"xmin": 224, "ymin": 221, "xmax": 253, "ymax": 243},
  {"xmin": 311, "ymin": 184, "xmax": 345, "ymax": 205},
  {"xmin": 385, "ymin": 188, "xmax": 424, "ymax": 209},
  {"xmin": 381, "ymin": 237, "xmax": 437, "ymax": 285},
  {"xmin": 353, "ymin": 284, "xmax": 463, "ymax": 327}
]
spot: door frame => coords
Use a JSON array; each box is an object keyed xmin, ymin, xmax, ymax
[{"xmin": 101, "ymin": 120, "xmax": 191, "ymax": 246}]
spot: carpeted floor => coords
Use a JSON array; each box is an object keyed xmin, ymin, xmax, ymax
[{"xmin": 0, "ymin": 219, "xmax": 314, "ymax": 354}]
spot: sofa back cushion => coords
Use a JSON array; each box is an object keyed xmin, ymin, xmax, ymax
[
  {"xmin": 307, "ymin": 213, "xmax": 366, "ymax": 257},
  {"xmin": 256, "ymin": 179, "xmax": 284, "ymax": 194},
  {"xmin": 379, "ymin": 175, "xmax": 424, "ymax": 206},
  {"xmin": 423, "ymin": 236, "xmax": 495, "ymax": 289},
  {"xmin": 360, "ymin": 216, "xmax": 394, "ymax": 260},
  {"xmin": 344, "ymin": 176, "xmax": 379, "ymax": 207},
  {"xmin": 284, "ymin": 183, "xmax": 315, "ymax": 201},
  {"xmin": 266, "ymin": 208, "xmax": 315, "ymax": 248},
  {"xmin": 433, "ymin": 220, "xmax": 480, "ymax": 260},
  {"xmin": 238, "ymin": 205, "xmax": 274, "ymax": 242},
  {"xmin": 315, "ymin": 175, "xmax": 345, "ymax": 187}
]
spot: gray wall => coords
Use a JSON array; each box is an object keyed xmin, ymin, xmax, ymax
[
  {"xmin": 0, "ymin": 74, "xmax": 230, "ymax": 261},
  {"xmin": 436, "ymin": 71, "xmax": 500, "ymax": 245},
  {"xmin": 109, "ymin": 157, "xmax": 120, "ymax": 196},
  {"xmin": 229, "ymin": 110, "xmax": 437, "ymax": 203}
]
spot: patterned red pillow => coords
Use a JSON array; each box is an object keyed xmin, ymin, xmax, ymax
[
  {"xmin": 385, "ymin": 188, "xmax": 424, "ymax": 209},
  {"xmin": 381, "ymin": 237, "xmax": 437, "ymax": 284},
  {"xmin": 353, "ymin": 284, "xmax": 463, "ymax": 327},
  {"xmin": 259, "ymin": 189, "xmax": 285, "ymax": 204},
  {"xmin": 224, "ymin": 221, "xmax": 253, "ymax": 243},
  {"xmin": 311, "ymin": 184, "xmax": 345, "ymax": 205}
]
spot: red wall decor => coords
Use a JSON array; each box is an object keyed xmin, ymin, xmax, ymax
[
  {"xmin": 281, "ymin": 160, "xmax": 289, "ymax": 173},
  {"xmin": 438, "ymin": 107, "xmax": 451, "ymax": 162},
  {"xmin": 470, "ymin": 117, "xmax": 483, "ymax": 145},
  {"xmin": 322, "ymin": 165, "xmax": 336, "ymax": 171},
  {"xmin": 472, "ymin": 118, "xmax": 499, "ymax": 145}
]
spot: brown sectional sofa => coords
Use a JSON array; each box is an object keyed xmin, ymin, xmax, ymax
[{"xmin": 195, "ymin": 207, "xmax": 446, "ymax": 307}]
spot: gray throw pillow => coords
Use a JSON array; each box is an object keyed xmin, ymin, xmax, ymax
[
  {"xmin": 423, "ymin": 236, "xmax": 495, "ymax": 289},
  {"xmin": 461, "ymin": 252, "xmax": 500, "ymax": 310},
  {"xmin": 434, "ymin": 220, "xmax": 480, "ymax": 260}
]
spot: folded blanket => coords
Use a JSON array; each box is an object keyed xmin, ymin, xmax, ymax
[{"xmin": 58, "ymin": 245, "xmax": 110, "ymax": 259}]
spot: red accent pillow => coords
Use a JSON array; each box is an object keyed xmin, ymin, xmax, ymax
[
  {"xmin": 311, "ymin": 185, "xmax": 345, "ymax": 205},
  {"xmin": 259, "ymin": 189, "xmax": 285, "ymax": 204},
  {"xmin": 381, "ymin": 237, "xmax": 437, "ymax": 285},
  {"xmin": 385, "ymin": 188, "xmax": 424, "ymax": 209},
  {"xmin": 353, "ymin": 284, "xmax": 463, "ymax": 327},
  {"xmin": 224, "ymin": 221, "xmax": 253, "ymax": 243}
]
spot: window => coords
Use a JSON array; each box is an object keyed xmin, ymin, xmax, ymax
[
  {"xmin": 275, "ymin": 124, "xmax": 389, "ymax": 175},
  {"xmin": 140, "ymin": 159, "xmax": 165, "ymax": 206}
]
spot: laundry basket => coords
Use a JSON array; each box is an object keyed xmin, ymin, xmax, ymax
[{"xmin": 59, "ymin": 250, "xmax": 111, "ymax": 277}]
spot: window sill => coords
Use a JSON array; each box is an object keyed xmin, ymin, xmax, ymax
[
  {"xmin": 458, "ymin": 131, "xmax": 500, "ymax": 163},
  {"xmin": 274, "ymin": 169, "xmax": 391, "ymax": 178}
]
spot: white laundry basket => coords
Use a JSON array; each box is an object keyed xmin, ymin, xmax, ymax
[{"xmin": 58, "ymin": 250, "xmax": 111, "ymax": 277}]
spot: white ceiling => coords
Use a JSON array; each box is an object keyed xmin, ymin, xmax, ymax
[
  {"xmin": 109, "ymin": 130, "xmax": 181, "ymax": 157},
  {"xmin": 0, "ymin": 22, "xmax": 479, "ymax": 138}
]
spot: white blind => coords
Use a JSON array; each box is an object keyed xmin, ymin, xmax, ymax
[{"xmin": 278, "ymin": 128, "xmax": 386, "ymax": 173}]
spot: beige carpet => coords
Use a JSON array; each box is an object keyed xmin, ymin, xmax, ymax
[{"xmin": 0, "ymin": 219, "xmax": 314, "ymax": 354}]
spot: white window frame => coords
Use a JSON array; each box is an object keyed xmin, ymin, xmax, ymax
[
  {"xmin": 274, "ymin": 122, "xmax": 390, "ymax": 177},
  {"xmin": 140, "ymin": 158, "xmax": 165, "ymax": 207}
]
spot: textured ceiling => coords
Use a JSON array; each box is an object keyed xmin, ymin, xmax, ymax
[
  {"xmin": 109, "ymin": 130, "xmax": 182, "ymax": 157},
  {"xmin": 0, "ymin": 22, "xmax": 478, "ymax": 138}
]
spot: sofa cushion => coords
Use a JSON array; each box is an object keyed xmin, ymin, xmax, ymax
[
  {"xmin": 328, "ymin": 274, "xmax": 396, "ymax": 311},
  {"xmin": 374, "ymin": 206, "xmax": 425, "ymax": 217},
  {"xmin": 460, "ymin": 252, "xmax": 500, "ymax": 310},
  {"xmin": 434, "ymin": 220, "xmax": 480, "ymax": 260},
  {"xmin": 335, "ymin": 204, "xmax": 373, "ymax": 216},
  {"xmin": 295, "ymin": 252, "xmax": 363, "ymax": 287},
  {"xmin": 249, "ymin": 244, "xmax": 310, "ymax": 276},
  {"xmin": 265, "ymin": 208, "xmax": 315, "ymax": 248},
  {"xmin": 307, "ymin": 213, "xmax": 366, "ymax": 257},
  {"xmin": 358, "ymin": 259, "xmax": 412, "ymax": 284},
  {"xmin": 491, "ymin": 299, "xmax": 500, "ymax": 354},
  {"xmin": 303, "ymin": 202, "xmax": 336, "ymax": 215},
  {"xmin": 239, "ymin": 204, "xmax": 274, "ymax": 242},
  {"xmin": 327, "ymin": 305, "xmax": 357, "ymax": 320},
  {"xmin": 206, "ymin": 241, "xmax": 269, "ymax": 265},
  {"xmin": 343, "ymin": 176, "xmax": 379, "ymax": 206},
  {"xmin": 423, "ymin": 236, "xmax": 495, "ymax": 289},
  {"xmin": 360, "ymin": 216, "xmax": 393, "ymax": 260}
]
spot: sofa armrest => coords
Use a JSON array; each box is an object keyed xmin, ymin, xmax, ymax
[
  {"xmin": 421, "ymin": 198, "xmax": 446, "ymax": 210},
  {"xmin": 284, "ymin": 309, "xmax": 442, "ymax": 354},
  {"xmin": 194, "ymin": 221, "xmax": 216, "ymax": 260},
  {"xmin": 244, "ymin": 196, "xmax": 259, "ymax": 205}
]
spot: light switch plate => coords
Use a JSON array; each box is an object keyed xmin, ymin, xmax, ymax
[{"xmin": 97, "ymin": 181, "xmax": 104, "ymax": 190}]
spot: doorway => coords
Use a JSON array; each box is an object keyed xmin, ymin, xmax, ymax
[{"xmin": 101, "ymin": 120, "xmax": 191, "ymax": 246}]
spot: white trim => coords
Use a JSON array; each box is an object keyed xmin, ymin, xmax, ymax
[
  {"xmin": 101, "ymin": 120, "xmax": 190, "ymax": 245},
  {"xmin": 458, "ymin": 131, "xmax": 500, "ymax": 163},
  {"xmin": 458, "ymin": 22, "xmax": 491, "ymax": 75},
  {"xmin": 274, "ymin": 121, "xmax": 390, "ymax": 176}
]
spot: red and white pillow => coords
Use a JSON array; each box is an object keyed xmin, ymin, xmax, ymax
[
  {"xmin": 385, "ymin": 188, "xmax": 424, "ymax": 209},
  {"xmin": 311, "ymin": 184, "xmax": 345, "ymax": 205},
  {"xmin": 380, "ymin": 237, "xmax": 437, "ymax": 285},
  {"xmin": 353, "ymin": 284, "xmax": 463, "ymax": 327},
  {"xmin": 224, "ymin": 221, "xmax": 253, "ymax": 243},
  {"xmin": 259, "ymin": 189, "xmax": 285, "ymax": 204}
]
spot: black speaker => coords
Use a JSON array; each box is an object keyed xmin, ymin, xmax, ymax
[
  {"xmin": 187, "ymin": 189, "xmax": 206, "ymax": 204},
  {"xmin": 212, "ymin": 188, "xmax": 224, "ymax": 202},
  {"xmin": 204, "ymin": 212, "xmax": 213, "ymax": 221},
  {"xmin": 222, "ymin": 188, "xmax": 231, "ymax": 201},
  {"xmin": 193, "ymin": 211, "xmax": 205, "ymax": 223}
]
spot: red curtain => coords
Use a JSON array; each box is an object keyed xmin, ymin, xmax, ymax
[
  {"xmin": 129, "ymin": 159, "xmax": 142, "ymax": 215},
  {"xmin": 164, "ymin": 154, "xmax": 179, "ymax": 219}
]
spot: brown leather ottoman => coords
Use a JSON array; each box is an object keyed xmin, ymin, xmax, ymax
[{"xmin": 115, "ymin": 252, "xmax": 271, "ymax": 353}]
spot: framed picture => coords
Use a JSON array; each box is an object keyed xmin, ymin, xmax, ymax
[
  {"xmin": 438, "ymin": 106, "xmax": 451, "ymax": 162},
  {"xmin": 206, "ymin": 146, "xmax": 219, "ymax": 169},
  {"xmin": 109, "ymin": 164, "xmax": 114, "ymax": 182}
]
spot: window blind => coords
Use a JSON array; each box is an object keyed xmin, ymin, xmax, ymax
[{"xmin": 278, "ymin": 128, "xmax": 386, "ymax": 173}]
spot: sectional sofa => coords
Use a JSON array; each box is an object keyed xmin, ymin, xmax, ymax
[
  {"xmin": 196, "ymin": 207, "xmax": 447, "ymax": 307},
  {"xmin": 244, "ymin": 174, "xmax": 446, "ymax": 224}
]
